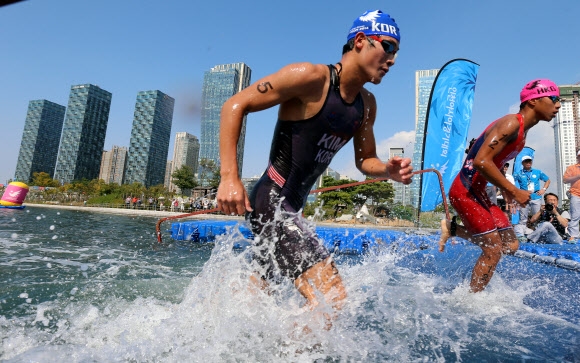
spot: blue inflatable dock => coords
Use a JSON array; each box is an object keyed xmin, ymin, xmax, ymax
[{"xmin": 169, "ymin": 220, "xmax": 580, "ymax": 271}]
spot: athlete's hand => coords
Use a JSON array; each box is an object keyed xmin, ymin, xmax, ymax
[
  {"xmin": 512, "ymin": 189, "xmax": 532, "ymax": 207},
  {"xmin": 386, "ymin": 156, "xmax": 413, "ymax": 184},
  {"xmin": 217, "ymin": 177, "xmax": 252, "ymax": 215}
]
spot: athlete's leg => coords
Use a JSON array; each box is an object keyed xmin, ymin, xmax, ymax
[
  {"xmin": 294, "ymin": 257, "xmax": 347, "ymax": 319},
  {"xmin": 498, "ymin": 228, "xmax": 519, "ymax": 254},
  {"xmin": 439, "ymin": 218, "xmax": 472, "ymax": 252},
  {"xmin": 441, "ymin": 222, "xmax": 515, "ymax": 292},
  {"xmin": 469, "ymin": 231, "xmax": 504, "ymax": 292}
]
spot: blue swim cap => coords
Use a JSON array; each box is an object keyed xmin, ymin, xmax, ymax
[{"xmin": 347, "ymin": 10, "xmax": 400, "ymax": 43}]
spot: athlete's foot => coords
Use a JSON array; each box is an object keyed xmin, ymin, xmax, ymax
[{"xmin": 439, "ymin": 219, "xmax": 451, "ymax": 252}]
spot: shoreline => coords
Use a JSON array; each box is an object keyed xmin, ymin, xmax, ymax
[
  {"xmin": 23, "ymin": 202, "xmax": 242, "ymax": 221},
  {"xmin": 22, "ymin": 203, "xmax": 437, "ymax": 233}
]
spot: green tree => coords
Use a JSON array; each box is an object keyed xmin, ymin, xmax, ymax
[
  {"xmin": 315, "ymin": 176, "xmax": 359, "ymax": 216},
  {"xmin": 171, "ymin": 165, "xmax": 197, "ymax": 194},
  {"xmin": 122, "ymin": 182, "xmax": 146, "ymax": 199},
  {"xmin": 352, "ymin": 178, "xmax": 395, "ymax": 214},
  {"xmin": 390, "ymin": 203, "xmax": 415, "ymax": 221},
  {"xmin": 147, "ymin": 184, "xmax": 167, "ymax": 199},
  {"xmin": 30, "ymin": 172, "xmax": 60, "ymax": 187},
  {"xmin": 198, "ymin": 158, "xmax": 220, "ymax": 189}
]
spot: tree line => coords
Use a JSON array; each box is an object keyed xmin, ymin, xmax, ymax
[
  {"xmin": 19, "ymin": 161, "xmax": 429, "ymax": 223},
  {"xmin": 21, "ymin": 159, "xmax": 220, "ymax": 206}
]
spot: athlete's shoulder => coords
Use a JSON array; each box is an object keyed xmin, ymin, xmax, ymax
[
  {"xmin": 495, "ymin": 113, "xmax": 521, "ymax": 124},
  {"xmin": 360, "ymin": 86, "xmax": 377, "ymax": 104},
  {"xmin": 277, "ymin": 62, "xmax": 329, "ymax": 84},
  {"xmin": 490, "ymin": 113, "xmax": 522, "ymax": 133}
]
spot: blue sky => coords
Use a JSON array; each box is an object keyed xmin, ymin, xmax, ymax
[{"xmin": 1, "ymin": 0, "xmax": 579, "ymax": 186}]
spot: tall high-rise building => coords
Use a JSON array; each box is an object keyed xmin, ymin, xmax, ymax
[
  {"xmin": 54, "ymin": 84, "xmax": 112, "ymax": 184},
  {"xmin": 199, "ymin": 62, "xmax": 251, "ymax": 183},
  {"xmin": 99, "ymin": 146, "xmax": 127, "ymax": 185},
  {"xmin": 389, "ymin": 147, "xmax": 410, "ymax": 205},
  {"xmin": 124, "ymin": 90, "xmax": 175, "ymax": 187},
  {"xmin": 14, "ymin": 100, "xmax": 65, "ymax": 182},
  {"xmin": 164, "ymin": 160, "xmax": 173, "ymax": 190},
  {"xmin": 168, "ymin": 132, "xmax": 200, "ymax": 193},
  {"xmin": 410, "ymin": 69, "xmax": 439, "ymax": 208},
  {"xmin": 553, "ymin": 84, "xmax": 580, "ymax": 200}
]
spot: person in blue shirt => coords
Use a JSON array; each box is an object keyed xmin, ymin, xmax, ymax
[{"xmin": 513, "ymin": 156, "xmax": 550, "ymax": 240}]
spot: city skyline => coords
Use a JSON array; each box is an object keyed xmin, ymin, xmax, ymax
[
  {"xmin": 10, "ymin": 79, "xmax": 572, "ymax": 206},
  {"xmin": 2, "ymin": 0, "xmax": 579, "ymax": 192}
]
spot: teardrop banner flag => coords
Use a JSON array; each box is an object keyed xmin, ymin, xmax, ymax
[{"xmin": 420, "ymin": 59, "xmax": 480, "ymax": 212}]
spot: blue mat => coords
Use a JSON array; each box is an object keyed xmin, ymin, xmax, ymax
[{"xmin": 169, "ymin": 220, "xmax": 580, "ymax": 269}]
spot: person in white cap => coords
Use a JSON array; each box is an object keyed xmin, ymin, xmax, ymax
[
  {"xmin": 513, "ymin": 155, "xmax": 550, "ymax": 240},
  {"xmin": 562, "ymin": 150, "xmax": 580, "ymax": 243}
]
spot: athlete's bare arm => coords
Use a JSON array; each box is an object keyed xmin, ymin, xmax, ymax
[
  {"xmin": 353, "ymin": 89, "xmax": 413, "ymax": 184},
  {"xmin": 473, "ymin": 115, "xmax": 531, "ymax": 206},
  {"xmin": 217, "ymin": 62, "xmax": 330, "ymax": 216}
]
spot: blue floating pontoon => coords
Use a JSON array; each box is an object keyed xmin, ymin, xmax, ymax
[
  {"xmin": 169, "ymin": 220, "xmax": 423, "ymax": 254},
  {"xmin": 169, "ymin": 220, "xmax": 580, "ymax": 270},
  {"xmin": 516, "ymin": 243, "xmax": 580, "ymax": 271}
]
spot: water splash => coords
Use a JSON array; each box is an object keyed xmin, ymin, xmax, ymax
[{"xmin": 0, "ymin": 207, "xmax": 579, "ymax": 361}]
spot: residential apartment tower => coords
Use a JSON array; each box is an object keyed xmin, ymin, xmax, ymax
[
  {"xmin": 14, "ymin": 100, "xmax": 65, "ymax": 182},
  {"xmin": 54, "ymin": 84, "xmax": 112, "ymax": 184}
]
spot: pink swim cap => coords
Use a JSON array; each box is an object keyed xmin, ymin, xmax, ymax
[{"xmin": 520, "ymin": 79, "xmax": 559, "ymax": 103}]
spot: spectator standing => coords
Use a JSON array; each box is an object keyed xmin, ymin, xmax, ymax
[
  {"xmin": 497, "ymin": 163, "xmax": 517, "ymax": 221},
  {"xmin": 563, "ymin": 150, "xmax": 580, "ymax": 243},
  {"xmin": 513, "ymin": 156, "xmax": 550, "ymax": 240}
]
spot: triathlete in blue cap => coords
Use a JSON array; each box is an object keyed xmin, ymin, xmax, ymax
[{"xmin": 217, "ymin": 10, "xmax": 413, "ymax": 327}]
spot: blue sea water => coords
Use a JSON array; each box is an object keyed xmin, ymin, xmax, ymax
[{"xmin": 0, "ymin": 206, "xmax": 579, "ymax": 362}]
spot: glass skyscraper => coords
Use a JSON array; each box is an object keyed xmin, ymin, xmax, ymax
[
  {"xmin": 124, "ymin": 90, "xmax": 175, "ymax": 187},
  {"xmin": 389, "ymin": 147, "xmax": 410, "ymax": 205},
  {"xmin": 410, "ymin": 69, "xmax": 439, "ymax": 208},
  {"xmin": 199, "ymin": 62, "xmax": 251, "ymax": 182},
  {"xmin": 54, "ymin": 84, "xmax": 112, "ymax": 184},
  {"xmin": 14, "ymin": 100, "xmax": 66, "ymax": 182}
]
